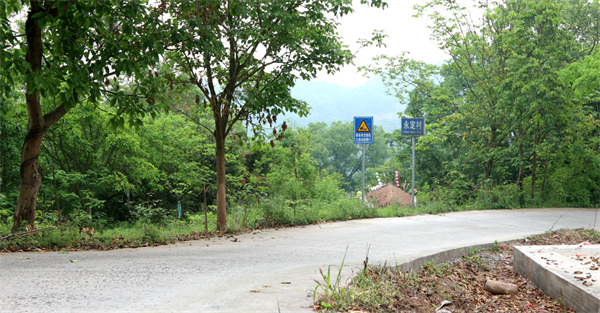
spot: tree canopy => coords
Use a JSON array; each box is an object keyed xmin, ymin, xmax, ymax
[
  {"xmin": 161, "ymin": 0, "xmax": 379, "ymax": 230},
  {"xmin": 362, "ymin": 0, "xmax": 600, "ymax": 207},
  {"xmin": 1, "ymin": 0, "xmax": 166, "ymax": 231}
]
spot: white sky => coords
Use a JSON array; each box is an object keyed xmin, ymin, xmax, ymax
[{"xmin": 316, "ymin": 0, "xmax": 450, "ymax": 87}]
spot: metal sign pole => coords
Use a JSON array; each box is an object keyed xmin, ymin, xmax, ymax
[
  {"xmin": 354, "ymin": 116, "xmax": 373, "ymax": 202},
  {"xmin": 411, "ymin": 136, "xmax": 415, "ymax": 209},
  {"xmin": 361, "ymin": 143, "xmax": 366, "ymax": 202},
  {"xmin": 401, "ymin": 117, "xmax": 424, "ymax": 209}
]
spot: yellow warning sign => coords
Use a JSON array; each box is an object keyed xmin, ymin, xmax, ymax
[{"xmin": 357, "ymin": 119, "xmax": 371, "ymax": 132}]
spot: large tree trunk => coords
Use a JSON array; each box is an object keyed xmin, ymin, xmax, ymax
[
  {"xmin": 215, "ymin": 117, "xmax": 227, "ymax": 232},
  {"xmin": 12, "ymin": 6, "xmax": 45, "ymax": 233},
  {"xmin": 12, "ymin": 4, "xmax": 69, "ymax": 233},
  {"xmin": 13, "ymin": 128, "xmax": 46, "ymax": 232}
]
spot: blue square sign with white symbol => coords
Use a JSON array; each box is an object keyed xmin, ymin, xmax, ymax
[
  {"xmin": 354, "ymin": 116, "xmax": 374, "ymax": 144},
  {"xmin": 401, "ymin": 118, "xmax": 425, "ymax": 136}
]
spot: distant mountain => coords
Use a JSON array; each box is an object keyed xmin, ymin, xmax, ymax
[{"xmin": 284, "ymin": 77, "xmax": 406, "ymax": 132}]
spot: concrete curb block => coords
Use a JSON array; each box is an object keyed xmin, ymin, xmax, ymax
[
  {"xmin": 514, "ymin": 246, "xmax": 600, "ymax": 313},
  {"xmin": 386, "ymin": 242, "xmax": 496, "ymax": 272}
]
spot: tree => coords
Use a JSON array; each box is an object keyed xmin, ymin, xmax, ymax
[
  {"xmin": 498, "ymin": 0, "xmax": 600, "ymax": 197},
  {"xmin": 1, "ymin": 1, "xmax": 164, "ymax": 232},
  {"xmin": 307, "ymin": 121, "xmax": 391, "ymax": 191},
  {"xmin": 162, "ymin": 0, "xmax": 382, "ymax": 231},
  {"xmin": 364, "ymin": 0, "xmax": 600, "ymax": 185}
]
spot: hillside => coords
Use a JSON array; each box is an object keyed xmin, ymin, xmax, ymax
[{"xmin": 285, "ymin": 77, "xmax": 405, "ymax": 132}]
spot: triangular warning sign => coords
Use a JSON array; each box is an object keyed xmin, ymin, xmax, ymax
[{"xmin": 357, "ymin": 119, "xmax": 371, "ymax": 132}]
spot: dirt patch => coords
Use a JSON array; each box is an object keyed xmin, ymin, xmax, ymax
[
  {"xmin": 315, "ymin": 229, "xmax": 600, "ymax": 312},
  {"xmin": 366, "ymin": 184, "xmax": 412, "ymax": 207}
]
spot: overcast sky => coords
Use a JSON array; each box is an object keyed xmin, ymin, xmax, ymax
[{"xmin": 316, "ymin": 1, "xmax": 450, "ymax": 87}]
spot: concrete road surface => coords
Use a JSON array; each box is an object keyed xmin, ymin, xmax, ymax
[{"xmin": 1, "ymin": 208, "xmax": 598, "ymax": 312}]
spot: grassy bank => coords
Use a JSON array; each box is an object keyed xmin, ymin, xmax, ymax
[{"xmin": 0, "ymin": 190, "xmax": 590, "ymax": 252}]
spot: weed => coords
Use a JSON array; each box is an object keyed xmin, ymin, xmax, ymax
[
  {"xmin": 422, "ymin": 260, "xmax": 450, "ymax": 277},
  {"xmin": 491, "ymin": 240, "xmax": 499, "ymax": 252},
  {"xmin": 313, "ymin": 246, "xmax": 352, "ymax": 310}
]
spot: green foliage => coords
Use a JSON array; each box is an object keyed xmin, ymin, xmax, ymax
[
  {"xmin": 260, "ymin": 197, "xmax": 376, "ymax": 227},
  {"xmin": 22, "ymin": 105, "xmax": 218, "ymax": 224},
  {"xmin": 0, "ymin": 87, "xmax": 25, "ymax": 216},
  {"xmin": 1, "ymin": 1, "xmax": 167, "ymax": 125},
  {"xmin": 307, "ymin": 121, "xmax": 391, "ymax": 192},
  {"xmin": 361, "ymin": 0, "xmax": 600, "ymax": 208}
]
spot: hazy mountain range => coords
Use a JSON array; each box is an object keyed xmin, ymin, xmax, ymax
[{"xmin": 284, "ymin": 77, "xmax": 406, "ymax": 132}]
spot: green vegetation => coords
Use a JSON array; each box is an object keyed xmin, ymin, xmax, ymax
[
  {"xmin": 363, "ymin": 0, "xmax": 600, "ymax": 209},
  {"xmin": 1, "ymin": 0, "xmax": 599, "ymax": 249},
  {"xmin": 0, "ymin": 0, "xmax": 389, "ymax": 233}
]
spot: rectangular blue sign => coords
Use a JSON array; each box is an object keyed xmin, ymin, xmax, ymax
[
  {"xmin": 401, "ymin": 118, "xmax": 426, "ymax": 136},
  {"xmin": 354, "ymin": 116, "xmax": 374, "ymax": 144}
]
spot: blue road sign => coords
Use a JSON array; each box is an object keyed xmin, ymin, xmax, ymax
[
  {"xmin": 401, "ymin": 118, "xmax": 426, "ymax": 136},
  {"xmin": 354, "ymin": 116, "xmax": 374, "ymax": 144}
]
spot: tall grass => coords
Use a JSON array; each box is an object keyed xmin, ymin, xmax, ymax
[{"xmin": 1, "ymin": 184, "xmax": 570, "ymax": 252}]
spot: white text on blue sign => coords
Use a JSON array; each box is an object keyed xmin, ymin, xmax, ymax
[{"xmin": 401, "ymin": 118, "xmax": 426, "ymax": 136}]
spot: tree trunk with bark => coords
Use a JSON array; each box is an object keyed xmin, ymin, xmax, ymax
[
  {"xmin": 541, "ymin": 159, "xmax": 550, "ymax": 194},
  {"xmin": 484, "ymin": 158, "xmax": 494, "ymax": 181},
  {"xmin": 14, "ymin": 127, "xmax": 46, "ymax": 232},
  {"xmin": 13, "ymin": 7, "xmax": 45, "ymax": 233},
  {"xmin": 12, "ymin": 4, "xmax": 69, "ymax": 233},
  {"xmin": 215, "ymin": 117, "xmax": 227, "ymax": 232}
]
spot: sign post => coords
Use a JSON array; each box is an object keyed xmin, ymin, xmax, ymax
[
  {"xmin": 354, "ymin": 116, "xmax": 374, "ymax": 201},
  {"xmin": 401, "ymin": 118, "xmax": 425, "ymax": 208}
]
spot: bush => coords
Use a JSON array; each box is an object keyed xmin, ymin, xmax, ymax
[{"xmin": 259, "ymin": 196, "xmax": 376, "ymax": 226}]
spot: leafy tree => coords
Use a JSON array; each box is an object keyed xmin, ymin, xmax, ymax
[
  {"xmin": 1, "ymin": 1, "xmax": 164, "ymax": 232},
  {"xmin": 161, "ymin": 0, "xmax": 384, "ymax": 230},
  {"xmin": 263, "ymin": 128, "xmax": 318, "ymax": 201},
  {"xmin": 362, "ymin": 0, "xmax": 600, "ymax": 207},
  {"xmin": 307, "ymin": 121, "xmax": 391, "ymax": 191},
  {"xmin": 496, "ymin": 0, "xmax": 600, "ymax": 197},
  {"xmin": 35, "ymin": 102, "xmax": 222, "ymax": 223}
]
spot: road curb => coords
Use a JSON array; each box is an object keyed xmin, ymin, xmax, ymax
[{"xmin": 385, "ymin": 242, "xmax": 496, "ymax": 272}]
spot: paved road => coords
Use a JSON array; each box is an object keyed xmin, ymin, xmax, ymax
[{"xmin": 1, "ymin": 208, "xmax": 598, "ymax": 312}]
